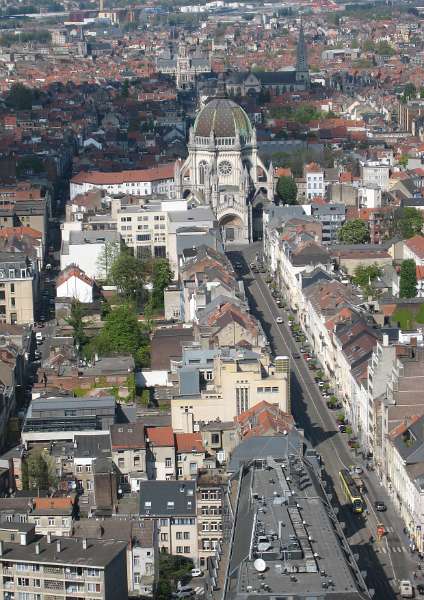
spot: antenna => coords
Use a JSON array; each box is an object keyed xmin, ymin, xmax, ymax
[{"xmin": 254, "ymin": 558, "xmax": 266, "ymax": 572}]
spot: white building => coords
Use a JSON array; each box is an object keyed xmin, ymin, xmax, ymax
[
  {"xmin": 305, "ymin": 164, "xmax": 324, "ymax": 199},
  {"xmin": 56, "ymin": 264, "xmax": 95, "ymax": 303},
  {"xmin": 360, "ymin": 160, "xmax": 390, "ymax": 191},
  {"xmin": 358, "ymin": 184, "xmax": 382, "ymax": 209},
  {"xmin": 70, "ymin": 164, "xmax": 175, "ymax": 201},
  {"xmin": 175, "ymin": 96, "xmax": 273, "ymax": 244},
  {"xmin": 60, "ymin": 230, "xmax": 121, "ymax": 279}
]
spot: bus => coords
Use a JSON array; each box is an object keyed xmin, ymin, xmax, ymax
[{"xmin": 339, "ymin": 469, "xmax": 364, "ymax": 514}]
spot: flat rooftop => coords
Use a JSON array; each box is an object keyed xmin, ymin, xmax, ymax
[{"xmin": 225, "ymin": 452, "xmax": 369, "ymax": 599}]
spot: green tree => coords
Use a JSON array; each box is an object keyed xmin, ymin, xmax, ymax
[
  {"xmin": 25, "ymin": 451, "xmax": 56, "ymax": 492},
  {"xmin": 21, "ymin": 460, "xmax": 29, "ymax": 491},
  {"xmin": 151, "ymin": 259, "xmax": 173, "ymax": 310},
  {"xmin": 375, "ymin": 40, "xmax": 395, "ymax": 56},
  {"xmin": 402, "ymin": 82, "xmax": 417, "ymax": 104},
  {"xmin": 66, "ymin": 300, "xmax": 88, "ymax": 350},
  {"xmin": 393, "ymin": 207, "xmax": 424, "ymax": 239},
  {"xmin": 96, "ymin": 241, "xmax": 120, "ymax": 281},
  {"xmin": 276, "ymin": 176, "xmax": 298, "ymax": 204},
  {"xmin": 399, "ymin": 259, "xmax": 417, "ymax": 298},
  {"xmin": 338, "ymin": 219, "xmax": 370, "ymax": 244},
  {"xmin": 121, "ymin": 79, "xmax": 130, "ymax": 98},
  {"xmin": 5, "ymin": 83, "xmax": 35, "ymax": 110},
  {"xmin": 109, "ymin": 251, "xmax": 144, "ymax": 301},
  {"xmin": 399, "ymin": 154, "xmax": 409, "ymax": 168},
  {"xmin": 89, "ymin": 304, "xmax": 149, "ymax": 367},
  {"xmin": 352, "ymin": 263, "xmax": 382, "ymax": 297}
]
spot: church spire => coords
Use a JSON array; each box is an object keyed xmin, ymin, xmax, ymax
[{"xmin": 296, "ymin": 20, "xmax": 309, "ymax": 85}]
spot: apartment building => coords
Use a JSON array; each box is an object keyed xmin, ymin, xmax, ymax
[
  {"xmin": 117, "ymin": 203, "xmax": 168, "ymax": 259},
  {"xmin": 360, "ymin": 160, "xmax": 390, "ymax": 191},
  {"xmin": 171, "ymin": 348, "xmax": 290, "ymax": 433},
  {"xmin": 0, "ymin": 523, "xmax": 128, "ymax": 600},
  {"xmin": 110, "ymin": 423, "xmax": 147, "ymax": 486},
  {"xmin": 60, "ymin": 230, "xmax": 121, "ymax": 280},
  {"xmin": 139, "ymin": 480, "xmax": 198, "ymax": 565},
  {"xmin": 146, "ymin": 427, "xmax": 176, "ymax": 481},
  {"xmin": 0, "ymin": 252, "xmax": 37, "ymax": 325},
  {"xmin": 70, "ymin": 164, "xmax": 175, "ymax": 201},
  {"xmin": 196, "ymin": 470, "xmax": 227, "ymax": 569},
  {"xmin": 305, "ymin": 162, "xmax": 324, "ymax": 200}
]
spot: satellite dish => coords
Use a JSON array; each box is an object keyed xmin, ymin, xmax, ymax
[{"xmin": 254, "ymin": 558, "xmax": 266, "ymax": 572}]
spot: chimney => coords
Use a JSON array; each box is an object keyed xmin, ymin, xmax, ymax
[
  {"xmin": 82, "ymin": 538, "xmax": 87, "ymax": 550},
  {"xmin": 46, "ymin": 532, "xmax": 52, "ymax": 544},
  {"xmin": 56, "ymin": 540, "xmax": 61, "ymax": 553},
  {"xmin": 35, "ymin": 542, "xmax": 40, "ymax": 555}
]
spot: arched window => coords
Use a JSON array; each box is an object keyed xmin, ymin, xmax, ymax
[{"xmin": 199, "ymin": 160, "xmax": 208, "ymax": 185}]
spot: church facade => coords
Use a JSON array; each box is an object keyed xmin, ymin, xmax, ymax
[
  {"xmin": 174, "ymin": 98, "xmax": 273, "ymax": 245},
  {"xmin": 226, "ymin": 25, "xmax": 310, "ymax": 97}
]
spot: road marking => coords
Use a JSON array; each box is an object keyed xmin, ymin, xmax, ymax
[{"xmin": 248, "ymin": 269, "xmax": 351, "ymax": 472}]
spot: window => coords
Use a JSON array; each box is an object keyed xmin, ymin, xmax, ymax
[
  {"xmin": 176, "ymin": 546, "xmax": 183, "ymax": 553},
  {"xmin": 144, "ymin": 501, "xmax": 151, "ymax": 509},
  {"xmin": 11, "ymin": 297, "xmax": 15, "ymax": 307},
  {"xmin": 167, "ymin": 501, "xmax": 175, "ymax": 509},
  {"xmin": 160, "ymin": 518, "xmax": 168, "ymax": 526},
  {"xmin": 184, "ymin": 546, "xmax": 190, "ymax": 553},
  {"xmin": 177, "ymin": 467, "xmax": 183, "ymax": 476},
  {"xmin": 134, "ymin": 456, "xmax": 140, "ymax": 467},
  {"xmin": 118, "ymin": 458, "xmax": 124, "ymax": 467},
  {"xmin": 160, "ymin": 533, "xmax": 168, "ymax": 542},
  {"xmin": 86, "ymin": 465, "xmax": 91, "ymax": 473},
  {"xmin": 17, "ymin": 578, "xmax": 30, "ymax": 586},
  {"xmin": 165, "ymin": 458, "xmax": 172, "ymax": 468},
  {"xmin": 176, "ymin": 532, "xmax": 182, "ymax": 540},
  {"xmin": 76, "ymin": 465, "xmax": 83, "ymax": 473},
  {"xmin": 183, "ymin": 532, "xmax": 190, "ymax": 540},
  {"xmin": 86, "ymin": 568, "xmax": 101, "ymax": 577},
  {"xmin": 48, "ymin": 518, "xmax": 55, "ymax": 526},
  {"xmin": 211, "ymin": 433, "xmax": 220, "ymax": 445},
  {"xmin": 202, "ymin": 523, "xmax": 209, "ymax": 531},
  {"xmin": 87, "ymin": 583, "xmax": 101, "ymax": 592}
]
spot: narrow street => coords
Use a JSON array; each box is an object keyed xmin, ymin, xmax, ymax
[{"xmin": 227, "ymin": 242, "xmax": 420, "ymax": 598}]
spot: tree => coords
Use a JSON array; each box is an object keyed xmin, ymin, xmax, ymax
[
  {"xmin": 96, "ymin": 241, "xmax": 120, "ymax": 281},
  {"xmin": 121, "ymin": 79, "xmax": 130, "ymax": 98},
  {"xmin": 151, "ymin": 259, "xmax": 173, "ymax": 310},
  {"xmin": 25, "ymin": 450, "xmax": 56, "ymax": 492},
  {"xmin": 398, "ymin": 154, "xmax": 409, "ymax": 168},
  {"xmin": 21, "ymin": 460, "xmax": 29, "ymax": 491},
  {"xmin": 109, "ymin": 251, "xmax": 144, "ymax": 301},
  {"xmin": 402, "ymin": 82, "xmax": 417, "ymax": 103},
  {"xmin": 276, "ymin": 176, "xmax": 298, "ymax": 204},
  {"xmin": 399, "ymin": 259, "xmax": 417, "ymax": 298},
  {"xmin": 5, "ymin": 83, "xmax": 35, "ymax": 110},
  {"xmin": 338, "ymin": 219, "xmax": 370, "ymax": 244},
  {"xmin": 393, "ymin": 207, "xmax": 424, "ymax": 239},
  {"xmin": 352, "ymin": 263, "xmax": 382, "ymax": 297},
  {"xmin": 65, "ymin": 300, "xmax": 88, "ymax": 350},
  {"xmin": 89, "ymin": 304, "xmax": 150, "ymax": 367}
]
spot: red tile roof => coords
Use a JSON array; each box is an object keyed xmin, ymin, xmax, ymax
[
  {"xmin": 146, "ymin": 426, "xmax": 174, "ymax": 447},
  {"xmin": 405, "ymin": 235, "xmax": 424, "ymax": 260},
  {"xmin": 175, "ymin": 432, "xmax": 205, "ymax": 453},
  {"xmin": 0, "ymin": 226, "xmax": 42, "ymax": 239},
  {"xmin": 71, "ymin": 163, "xmax": 175, "ymax": 186}
]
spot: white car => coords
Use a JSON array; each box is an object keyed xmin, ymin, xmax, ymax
[
  {"xmin": 191, "ymin": 568, "xmax": 203, "ymax": 578},
  {"xmin": 399, "ymin": 580, "xmax": 413, "ymax": 598},
  {"xmin": 276, "ymin": 317, "xmax": 283, "ymax": 324}
]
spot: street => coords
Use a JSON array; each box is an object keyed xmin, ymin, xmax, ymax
[{"xmin": 228, "ymin": 242, "xmax": 421, "ymax": 599}]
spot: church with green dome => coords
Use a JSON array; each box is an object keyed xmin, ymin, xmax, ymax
[{"xmin": 174, "ymin": 97, "xmax": 273, "ymax": 245}]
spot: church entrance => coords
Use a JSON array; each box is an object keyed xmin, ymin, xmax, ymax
[{"xmin": 219, "ymin": 214, "xmax": 245, "ymax": 245}]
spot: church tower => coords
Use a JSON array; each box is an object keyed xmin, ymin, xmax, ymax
[{"xmin": 296, "ymin": 22, "xmax": 310, "ymax": 87}]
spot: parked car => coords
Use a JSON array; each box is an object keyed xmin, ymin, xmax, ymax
[
  {"xmin": 191, "ymin": 569, "xmax": 203, "ymax": 578},
  {"xmin": 399, "ymin": 580, "xmax": 413, "ymax": 598},
  {"xmin": 338, "ymin": 424, "xmax": 346, "ymax": 433},
  {"xmin": 416, "ymin": 582, "xmax": 424, "ymax": 595},
  {"xmin": 35, "ymin": 332, "xmax": 44, "ymax": 344},
  {"xmin": 375, "ymin": 501, "xmax": 387, "ymax": 512},
  {"xmin": 293, "ymin": 353, "xmax": 301, "ymax": 359},
  {"xmin": 276, "ymin": 317, "xmax": 283, "ymax": 324}
]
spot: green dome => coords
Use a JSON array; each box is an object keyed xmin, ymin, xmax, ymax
[{"xmin": 193, "ymin": 98, "xmax": 253, "ymax": 139}]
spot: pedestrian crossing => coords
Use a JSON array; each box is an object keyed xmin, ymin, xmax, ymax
[
  {"xmin": 194, "ymin": 587, "xmax": 205, "ymax": 596},
  {"xmin": 378, "ymin": 546, "xmax": 408, "ymax": 554}
]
